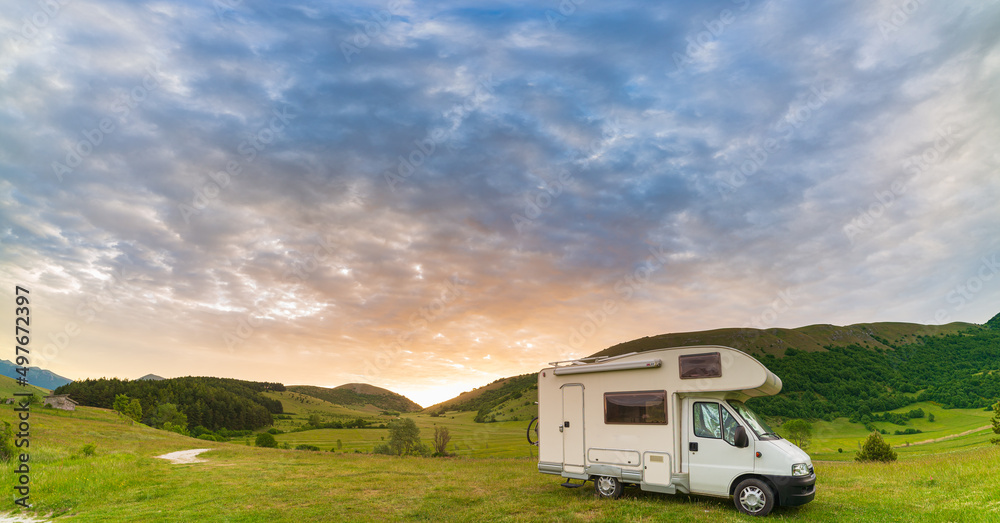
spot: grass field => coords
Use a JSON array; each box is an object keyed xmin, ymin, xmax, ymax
[
  {"xmin": 271, "ymin": 411, "xmax": 538, "ymax": 458},
  {"xmin": 262, "ymin": 395, "xmax": 995, "ymax": 462},
  {"xmin": 782, "ymin": 402, "xmax": 996, "ymax": 461},
  {"xmin": 2, "ymin": 404, "xmax": 1000, "ymax": 521}
]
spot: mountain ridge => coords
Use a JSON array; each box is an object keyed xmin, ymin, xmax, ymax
[
  {"xmin": 0, "ymin": 360, "xmax": 72, "ymax": 390},
  {"xmin": 288, "ymin": 383, "xmax": 422, "ymax": 412}
]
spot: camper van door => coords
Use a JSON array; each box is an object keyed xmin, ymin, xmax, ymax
[
  {"xmin": 562, "ymin": 384, "xmax": 585, "ymax": 473},
  {"xmin": 686, "ymin": 399, "xmax": 755, "ymax": 496}
]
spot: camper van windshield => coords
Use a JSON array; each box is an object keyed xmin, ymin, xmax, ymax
[{"xmin": 727, "ymin": 400, "xmax": 779, "ymax": 439}]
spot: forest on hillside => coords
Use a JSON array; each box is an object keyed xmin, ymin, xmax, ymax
[
  {"xmin": 55, "ymin": 377, "xmax": 284, "ymax": 430},
  {"xmin": 748, "ymin": 325, "xmax": 1000, "ymax": 421},
  {"xmin": 458, "ymin": 318, "xmax": 1000, "ymax": 425}
]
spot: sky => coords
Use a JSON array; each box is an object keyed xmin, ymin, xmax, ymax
[{"xmin": 1, "ymin": 0, "xmax": 998, "ymax": 407}]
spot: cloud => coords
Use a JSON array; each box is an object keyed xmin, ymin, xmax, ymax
[{"xmin": 1, "ymin": 0, "xmax": 998, "ymax": 405}]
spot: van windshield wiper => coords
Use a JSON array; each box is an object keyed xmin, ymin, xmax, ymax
[{"xmin": 759, "ymin": 431, "xmax": 780, "ymax": 438}]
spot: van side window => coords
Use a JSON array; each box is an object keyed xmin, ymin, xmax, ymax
[
  {"xmin": 693, "ymin": 402, "xmax": 721, "ymax": 438},
  {"xmin": 604, "ymin": 391, "xmax": 667, "ymax": 424},
  {"xmin": 721, "ymin": 407, "xmax": 740, "ymax": 445},
  {"xmin": 679, "ymin": 352, "xmax": 722, "ymax": 379},
  {"xmin": 693, "ymin": 403, "xmax": 741, "ymax": 445}
]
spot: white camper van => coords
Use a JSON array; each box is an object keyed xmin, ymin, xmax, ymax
[{"xmin": 530, "ymin": 345, "xmax": 815, "ymax": 516}]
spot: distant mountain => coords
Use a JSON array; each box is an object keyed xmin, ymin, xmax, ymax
[
  {"xmin": 288, "ymin": 383, "xmax": 422, "ymax": 412},
  {"xmin": 0, "ymin": 360, "xmax": 71, "ymax": 390},
  {"xmin": 138, "ymin": 374, "xmax": 165, "ymax": 381}
]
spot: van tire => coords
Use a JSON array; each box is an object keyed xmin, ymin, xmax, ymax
[
  {"xmin": 733, "ymin": 478, "xmax": 775, "ymax": 516},
  {"xmin": 594, "ymin": 476, "xmax": 623, "ymax": 499}
]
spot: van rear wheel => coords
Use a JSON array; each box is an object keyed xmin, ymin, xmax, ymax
[
  {"xmin": 733, "ymin": 478, "xmax": 775, "ymax": 516},
  {"xmin": 594, "ymin": 475, "xmax": 623, "ymax": 499}
]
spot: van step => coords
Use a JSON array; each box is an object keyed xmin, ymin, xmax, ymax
[{"xmin": 560, "ymin": 480, "xmax": 588, "ymax": 489}]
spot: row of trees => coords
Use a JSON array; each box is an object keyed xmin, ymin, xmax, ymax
[{"xmin": 372, "ymin": 419, "xmax": 452, "ymax": 457}]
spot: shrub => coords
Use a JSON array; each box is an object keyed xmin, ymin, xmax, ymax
[
  {"xmin": 992, "ymin": 401, "xmax": 1000, "ymax": 445},
  {"xmin": 255, "ymin": 433, "xmax": 278, "ymax": 448},
  {"xmin": 295, "ymin": 444, "xmax": 320, "ymax": 451},
  {"xmin": 163, "ymin": 422, "xmax": 191, "ymax": 437},
  {"xmin": 81, "ymin": 443, "xmax": 97, "ymax": 456},
  {"xmin": 856, "ymin": 431, "xmax": 897, "ymax": 462},
  {"xmin": 0, "ymin": 422, "xmax": 17, "ymax": 462},
  {"xmin": 433, "ymin": 426, "xmax": 451, "ymax": 456},
  {"xmin": 267, "ymin": 428, "xmax": 283, "ymax": 435}
]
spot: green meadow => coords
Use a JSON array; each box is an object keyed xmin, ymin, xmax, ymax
[{"xmin": 2, "ymin": 403, "xmax": 999, "ymax": 521}]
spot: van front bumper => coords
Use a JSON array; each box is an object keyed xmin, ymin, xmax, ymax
[{"xmin": 762, "ymin": 473, "xmax": 816, "ymax": 506}]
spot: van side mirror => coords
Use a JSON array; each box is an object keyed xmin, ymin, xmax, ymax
[{"xmin": 734, "ymin": 426, "xmax": 749, "ymax": 448}]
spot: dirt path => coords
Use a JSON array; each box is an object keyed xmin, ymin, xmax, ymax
[
  {"xmin": 910, "ymin": 425, "xmax": 991, "ymax": 446},
  {"xmin": 0, "ymin": 514, "xmax": 50, "ymax": 522},
  {"xmin": 155, "ymin": 448, "xmax": 214, "ymax": 464}
]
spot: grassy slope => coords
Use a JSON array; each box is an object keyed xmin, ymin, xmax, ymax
[
  {"xmin": 4, "ymin": 405, "xmax": 1000, "ymax": 522},
  {"xmin": 591, "ymin": 321, "xmax": 976, "ymax": 359},
  {"xmin": 423, "ymin": 375, "xmax": 529, "ymax": 412},
  {"xmin": 286, "ymin": 384, "xmax": 422, "ymax": 413},
  {"xmin": 0, "ymin": 373, "xmax": 51, "ymax": 398},
  {"xmin": 785, "ymin": 402, "xmax": 995, "ymax": 461}
]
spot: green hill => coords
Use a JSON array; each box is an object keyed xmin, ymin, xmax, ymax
[
  {"xmin": 985, "ymin": 311, "xmax": 1000, "ymax": 330},
  {"xmin": 55, "ymin": 377, "xmax": 284, "ymax": 431},
  {"xmin": 590, "ymin": 321, "xmax": 976, "ymax": 359},
  {"xmin": 288, "ymin": 383, "xmax": 422, "ymax": 413},
  {"xmin": 424, "ymin": 374, "xmax": 537, "ymax": 422},
  {"xmin": 0, "ymin": 373, "xmax": 50, "ymax": 398},
  {"xmin": 433, "ymin": 317, "xmax": 1000, "ymax": 426}
]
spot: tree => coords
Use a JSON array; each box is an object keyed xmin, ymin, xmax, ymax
[
  {"xmin": 112, "ymin": 394, "xmax": 142, "ymax": 423},
  {"xmin": 928, "ymin": 413, "xmax": 935, "ymax": 422},
  {"xmin": 336, "ymin": 439, "xmax": 343, "ymax": 450},
  {"xmin": 375, "ymin": 418, "xmax": 424, "ymax": 456},
  {"xmin": 783, "ymin": 419, "xmax": 812, "ymax": 449},
  {"xmin": 433, "ymin": 426, "xmax": 451, "ymax": 456},
  {"xmin": 255, "ymin": 433, "xmax": 278, "ymax": 448},
  {"xmin": 308, "ymin": 414, "xmax": 322, "ymax": 427},
  {"xmin": 856, "ymin": 431, "xmax": 897, "ymax": 462},
  {"xmin": 991, "ymin": 401, "xmax": 1000, "ymax": 445},
  {"xmin": 149, "ymin": 403, "xmax": 188, "ymax": 429}
]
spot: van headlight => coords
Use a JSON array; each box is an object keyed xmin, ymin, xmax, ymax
[{"xmin": 791, "ymin": 463, "xmax": 811, "ymax": 476}]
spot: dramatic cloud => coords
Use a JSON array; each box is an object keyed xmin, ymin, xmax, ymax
[{"xmin": 2, "ymin": 0, "xmax": 998, "ymax": 405}]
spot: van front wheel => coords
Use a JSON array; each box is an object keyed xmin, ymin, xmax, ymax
[
  {"xmin": 734, "ymin": 478, "xmax": 775, "ymax": 516},
  {"xmin": 594, "ymin": 476, "xmax": 623, "ymax": 499}
]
